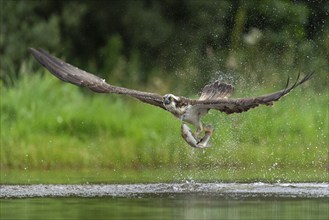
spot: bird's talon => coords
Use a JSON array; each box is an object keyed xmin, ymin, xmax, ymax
[
  {"xmin": 181, "ymin": 123, "xmax": 212, "ymax": 148},
  {"xmin": 203, "ymin": 125, "xmax": 213, "ymax": 133}
]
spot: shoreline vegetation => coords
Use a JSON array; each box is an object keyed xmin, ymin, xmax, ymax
[
  {"xmin": 1, "ymin": 73, "xmax": 328, "ymax": 184},
  {"xmin": 1, "ymin": 167, "xmax": 327, "ymax": 184}
]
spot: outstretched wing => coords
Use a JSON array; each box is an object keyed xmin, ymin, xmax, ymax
[
  {"xmin": 199, "ymin": 80, "xmax": 234, "ymax": 100},
  {"xmin": 189, "ymin": 72, "xmax": 313, "ymax": 114},
  {"xmin": 29, "ymin": 48, "xmax": 165, "ymax": 109}
]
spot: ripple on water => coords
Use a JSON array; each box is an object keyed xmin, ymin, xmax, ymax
[{"xmin": 0, "ymin": 183, "xmax": 328, "ymax": 198}]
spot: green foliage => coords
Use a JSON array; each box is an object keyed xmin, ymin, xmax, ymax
[
  {"xmin": 1, "ymin": 72, "xmax": 327, "ymax": 183},
  {"xmin": 1, "ymin": 0, "xmax": 328, "ymax": 88},
  {"xmin": 1, "ymin": 0, "xmax": 328, "ymax": 183},
  {"xmin": 1, "ymin": 1, "xmax": 59, "ymax": 84},
  {"xmin": 100, "ymin": 35, "xmax": 124, "ymax": 75}
]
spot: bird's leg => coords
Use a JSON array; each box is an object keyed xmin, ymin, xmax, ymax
[
  {"xmin": 196, "ymin": 124, "xmax": 213, "ymax": 148},
  {"xmin": 194, "ymin": 122, "xmax": 203, "ymax": 139}
]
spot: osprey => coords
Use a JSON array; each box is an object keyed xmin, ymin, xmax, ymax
[{"xmin": 29, "ymin": 48, "xmax": 313, "ymax": 148}]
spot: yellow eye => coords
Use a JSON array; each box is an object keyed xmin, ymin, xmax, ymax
[{"xmin": 169, "ymin": 96, "xmax": 173, "ymax": 101}]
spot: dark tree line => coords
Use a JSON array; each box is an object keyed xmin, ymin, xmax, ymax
[{"xmin": 1, "ymin": 0, "xmax": 328, "ymax": 90}]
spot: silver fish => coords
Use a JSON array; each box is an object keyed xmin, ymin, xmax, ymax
[{"xmin": 181, "ymin": 124, "xmax": 213, "ymax": 148}]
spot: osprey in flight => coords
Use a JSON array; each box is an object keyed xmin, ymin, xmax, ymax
[{"xmin": 30, "ymin": 48, "xmax": 313, "ymax": 148}]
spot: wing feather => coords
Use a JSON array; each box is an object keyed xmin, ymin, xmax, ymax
[
  {"xmin": 29, "ymin": 48, "xmax": 165, "ymax": 109},
  {"xmin": 199, "ymin": 80, "xmax": 234, "ymax": 100},
  {"xmin": 189, "ymin": 72, "xmax": 314, "ymax": 114}
]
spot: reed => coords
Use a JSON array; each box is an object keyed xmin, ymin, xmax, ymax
[{"xmin": 1, "ymin": 72, "xmax": 328, "ymax": 183}]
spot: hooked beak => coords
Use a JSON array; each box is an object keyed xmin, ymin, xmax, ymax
[{"xmin": 164, "ymin": 99, "xmax": 171, "ymax": 105}]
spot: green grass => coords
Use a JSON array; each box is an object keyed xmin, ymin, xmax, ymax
[
  {"xmin": 1, "ymin": 167, "xmax": 327, "ymax": 184},
  {"xmin": 1, "ymin": 72, "xmax": 328, "ymax": 183}
]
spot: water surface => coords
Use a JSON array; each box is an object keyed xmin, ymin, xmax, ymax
[
  {"xmin": 1, "ymin": 183, "xmax": 328, "ymax": 220},
  {"xmin": 1, "ymin": 196, "xmax": 328, "ymax": 220}
]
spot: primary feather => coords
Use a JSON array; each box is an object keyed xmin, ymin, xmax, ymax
[
  {"xmin": 189, "ymin": 71, "xmax": 313, "ymax": 114},
  {"xmin": 29, "ymin": 48, "xmax": 165, "ymax": 109}
]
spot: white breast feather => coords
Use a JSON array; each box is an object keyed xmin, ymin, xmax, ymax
[{"xmin": 182, "ymin": 105, "xmax": 207, "ymax": 126}]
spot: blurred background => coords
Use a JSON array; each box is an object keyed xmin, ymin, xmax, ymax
[{"xmin": 1, "ymin": 0, "xmax": 328, "ymax": 183}]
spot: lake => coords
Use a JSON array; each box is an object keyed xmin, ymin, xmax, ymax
[{"xmin": 1, "ymin": 183, "xmax": 328, "ymax": 220}]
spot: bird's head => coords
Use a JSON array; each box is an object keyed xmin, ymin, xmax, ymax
[{"xmin": 162, "ymin": 94, "xmax": 180, "ymax": 108}]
